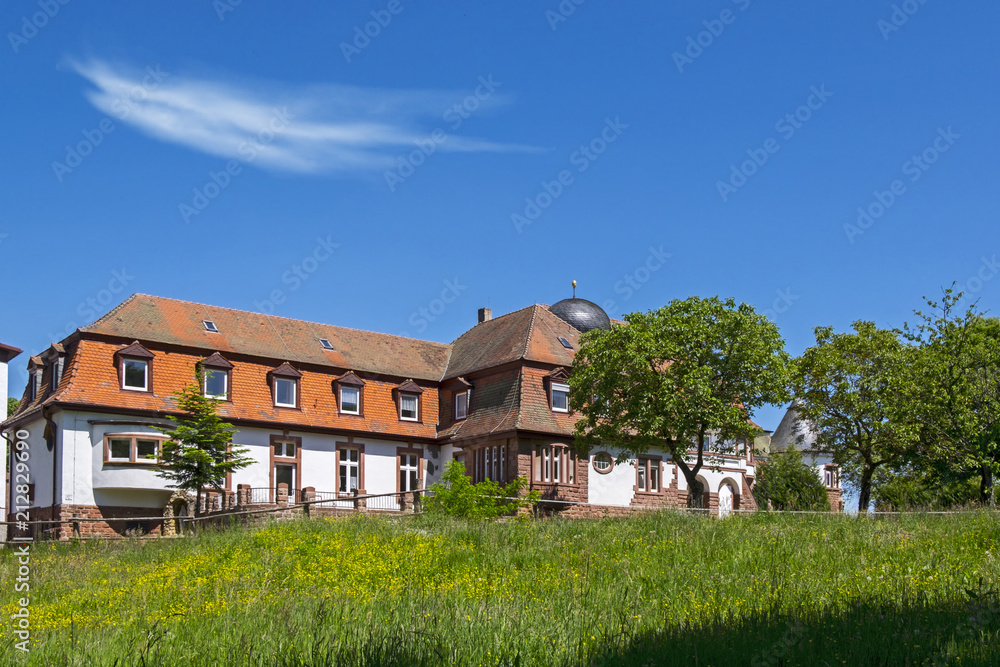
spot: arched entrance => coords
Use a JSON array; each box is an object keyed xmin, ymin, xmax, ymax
[{"xmin": 718, "ymin": 482, "xmax": 734, "ymax": 518}]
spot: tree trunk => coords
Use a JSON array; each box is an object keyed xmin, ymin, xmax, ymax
[
  {"xmin": 980, "ymin": 464, "xmax": 995, "ymax": 507},
  {"xmin": 194, "ymin": 487, "xmax": 203, "ymax": 519},
  {"xmin": 857, "ymin": 466, "xmax": 874, "ymax": 514},
  {"xmin": 676, "ymin": 463, "xmax": 704, "ymax": 508}
]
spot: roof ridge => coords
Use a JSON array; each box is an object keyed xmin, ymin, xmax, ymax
[
  {"xmin": 86, "ymin": 293, "xmax": 452, "ymax": 349},
  {"xmin": 82, "ymin": 293, "xmax": 142, "ymax": 332},
  {"xmin": 448, "ymin": 304, "xmax": 538, "ymax": 345},
  {"xmin": 521, "ymin": 305, "xmax": 540, "ymax": 361}
]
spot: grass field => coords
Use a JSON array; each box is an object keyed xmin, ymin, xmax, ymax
[{"xmin": 1, "ymin": 511, "xmax": 999, "ymax": 666}]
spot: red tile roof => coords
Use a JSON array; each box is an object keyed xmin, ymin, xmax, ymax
[{"xmin": 81, "ymin": 294, "xmax": 452, "ymax": 382}]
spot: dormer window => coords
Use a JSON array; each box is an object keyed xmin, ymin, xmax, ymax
[
  {"xmin": 340, "ymin": 387, "xmax": 360, "ymax": 414},
  {"xmin": 274, "ymin": 378, "xmax": 296, "ymax": 407},
  {"xmin": 204, "ymin": 368, "xmax": 228, "ymax": 399},
  {"xmin": 116, "ymin": 342, "xmax": 155, "ymax": 393},
  {"xmin": 455, "ymin": 391, "xmax": 468, "ymax": 420},
  {"xmin": 551, "ymin": 383, "xmax": 569, "ymax": 412},
  {"xmin": 203, "ymin": 320, "xmax": 218, "ymax": 333},
  {"xmin": 29, "ymin": 369, "xmax": 40, "ymax": 401},
  {"xmin": 123, "ymin": 359, "xmax": 149, "ymax": 391},
  {"xmin": 269, "ymin": 362, "xmax": 302, "ymax": 409},
  {"xmin": 397, "ymin": 380, "xmax": 423, "ymax": 422},
  {"xmin": 201, "ymin": 352, "xmax": 233, "ymax": 400},
  {"xmin": 319, "ymin": 338, "xmax": 334, "ymax": 350},
  {"xmin": 400, "ymin": 394, "xmax": 419, "ymax": 421},
  {"xmin": 336, "ymin": 371, "xmax": 365, "ymax": 416}
]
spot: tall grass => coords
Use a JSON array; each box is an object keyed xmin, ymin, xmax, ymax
[{"xmin": 1, "ymin": 511, "xmax": 998, "ymax": 666}]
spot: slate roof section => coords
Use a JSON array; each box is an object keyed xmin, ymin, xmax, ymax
[
  {"xmin": 80, "ymin": 294, "xmax": 451, "ymax": 382},
  {"xmin": 438, "ymin": 368, "xmax": 524, "ymax": 441}
]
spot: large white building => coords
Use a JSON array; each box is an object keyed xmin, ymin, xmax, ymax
[{"xmin": 3, "ymin": 294, "xmax": 777, "ymax": 539}]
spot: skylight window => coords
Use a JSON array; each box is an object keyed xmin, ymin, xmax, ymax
[
  {"xmin": 203, "ymin": 320, "xmax": 219, "ymax": 333},
  {"xmin": 319, "ymin": 338, "xmax": 334, "ymax": 350},
  {"xmin": 558, "ymin": 337, "xmax": 573, "ymax": 350}
]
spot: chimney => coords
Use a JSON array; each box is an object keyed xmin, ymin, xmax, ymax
[{"xmin": 478, "ymin": 307, "xmax": 492, "ymax": 324}]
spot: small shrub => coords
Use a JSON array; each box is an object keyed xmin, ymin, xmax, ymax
[
  {"xmin": 753, "ymin": 447, "xmax": 830, "ymax": 511},
  {"xmin": 425, "ymin": 460, "xmax": 540, "ymax": 520}
]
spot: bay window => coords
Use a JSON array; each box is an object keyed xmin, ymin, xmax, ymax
[{"xmin": 534, "ymin": 444, "xmax": 575, "ymax": 484}]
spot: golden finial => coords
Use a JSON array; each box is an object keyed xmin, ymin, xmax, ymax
[{"xmin": 572, "ymin": 280, "xmax": 577, "ymax": 298}]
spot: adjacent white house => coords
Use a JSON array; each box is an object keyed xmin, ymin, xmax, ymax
[{"xmin": 769, "ymin": 401, "xmax": 843, "ymax": 511}]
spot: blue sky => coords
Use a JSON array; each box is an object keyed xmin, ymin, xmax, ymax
[{"xmin": 2, "ymin": 1, "xmax": 998, "ymax": 432}]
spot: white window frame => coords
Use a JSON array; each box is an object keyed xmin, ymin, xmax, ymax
[
  {"xmin": 274, "ymin": 377, "xmax": 297, "ymax": 408},
  {"xmin": 273, "ymin": 440, "xmax": 296, "ymax": 458},
  {"xmin": 593, "ymin": 452, "xmax": 613, "ymax": 473},
  {"xmin": 551, "ymin": 382, "xmax": 569, "ymax": 413},
  {"xmin": 203, "ymin": 368, "xmax": 228, "ymax": 400},
  {"xmin": 400, "ymin": 453, "xmax": 420, "ymax": 492},
  {"xmin": 108, "ymin": 436, "xmax": 133, "ymax": 462},
  {"xmin": 340, "ymin": 386, "xmax": 360, "ymax": 415},
  {"xmin": 400, "ymin": 393, "xmax": 419, "ymax": 421},
  {"xmin": 339, "ymin": 448, "xmax": 360, "ymax": 493},
  {"xmin": 106, "ymin": 434, "xmax": 162, "ymax": 464},
  {"xmin": 135, "ymin": 438, "xmax": 160, "ymax": 463},
  {"xmin": 121, "ymin": 358, "xmax": 149, "ymax": 391},
  {"xmin": 455, "ymin": 391, "xmax": 468, "ymax": 420}
]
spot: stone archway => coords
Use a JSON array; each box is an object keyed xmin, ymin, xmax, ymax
[{"xmin": 162, "ymin": 491, "xmax": 194, "ymax": 537}]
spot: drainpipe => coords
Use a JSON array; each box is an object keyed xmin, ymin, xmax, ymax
[{"xmin": 42, "ymin": 406, "xmax": 58, "ymax": 527}]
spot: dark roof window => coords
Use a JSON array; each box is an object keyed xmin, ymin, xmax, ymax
[
  {"xmin": 558, "ymin": 337, "xmax": 573, "ymax": 350},
  {"xmin": 203, "ymin": 320, "xmax": 219, "ymax": 333},
  {"xmin": 319, "ymin": 338, "xmax": 334, "ymax": 350}
]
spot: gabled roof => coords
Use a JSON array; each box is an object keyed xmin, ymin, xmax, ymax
[
  {"xmin": 269, "ymin": 362, "xmax": 302, "ymax": 378},
  {"xmin": 335, "ymin": 371, "xmax": 365, "ymax": 386},
  {"xmin": 80, "ymin": 294, "xmax": 451, "ymax": 382},
  {"xmin": 397, "ymin": 379, "xmax": 423, "ymax": 394},
  {"xmin": 116, "ymin": 341, "xmax": 155, "ymax": 359},
  {"xmin": 201, "ymin": 352, "xmax": 234, "ymax": 369},
  {"xmin": 444, "ymin": 305, "xmax": 581, "ymax": 380}
]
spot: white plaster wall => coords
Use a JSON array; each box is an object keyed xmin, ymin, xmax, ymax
[
  {"xmin": 425, "ymin": 444, "xmax": 450, "ymax": 487},
  {"xmin": 362, "ymin": 439, "xmax": 408, "ymax": 495},
  {"xmin": 7, "ymin": 418, "xmax": 51, "ymax": 509},
  {"xmin": 230, "ymin": 427, "xmax": 275, "ymax": 490},
  {"xmin": 298, "ymin": 433, "xmax": 337, "ymax": 491},
  {"xmin": 587, "ymin": 447, "xmax": 636, "ymax": 507}
]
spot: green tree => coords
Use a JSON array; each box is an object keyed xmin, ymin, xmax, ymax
[
  {"xmin": 425, "ymin": 460, "xmax": 540, "ymax": 520},
  {"xmin": 569, "ymin": 297, "xmax": 792, "ymax": 507},
  {"xmin": 873, "ymin": 461, "xmax": 980, "ymax": 511},
  {"xmin": 155, "ymin": 365, "xmax": 253, "ymax": 518},
  {"xmin": 904, "ymin": 289, "xmax": 1000, "ymax": 506},
  {"xmin": 7, "ymin": 397, "xmax": 18, "ymax": 418},
  {"xmin": 793, "ymin": 321, "xmax": 919, "ymax": 513},
  {"xmin": 753, "ymin": 447, "xmax": 830, "ymax": 511}
]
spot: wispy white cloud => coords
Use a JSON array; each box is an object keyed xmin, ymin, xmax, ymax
[{"xmin": 69, "ymin": 59, "xmax": 540, "ymax": 173}]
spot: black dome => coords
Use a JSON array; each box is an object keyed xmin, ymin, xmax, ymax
[{"xmin": 549, "ymin": 298, "xmax": 611, "ymax": 333}]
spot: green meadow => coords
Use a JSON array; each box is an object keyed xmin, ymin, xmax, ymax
[{"xmin": 1, "ymin": 511, "xmax": 998, "ymax": 666}]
